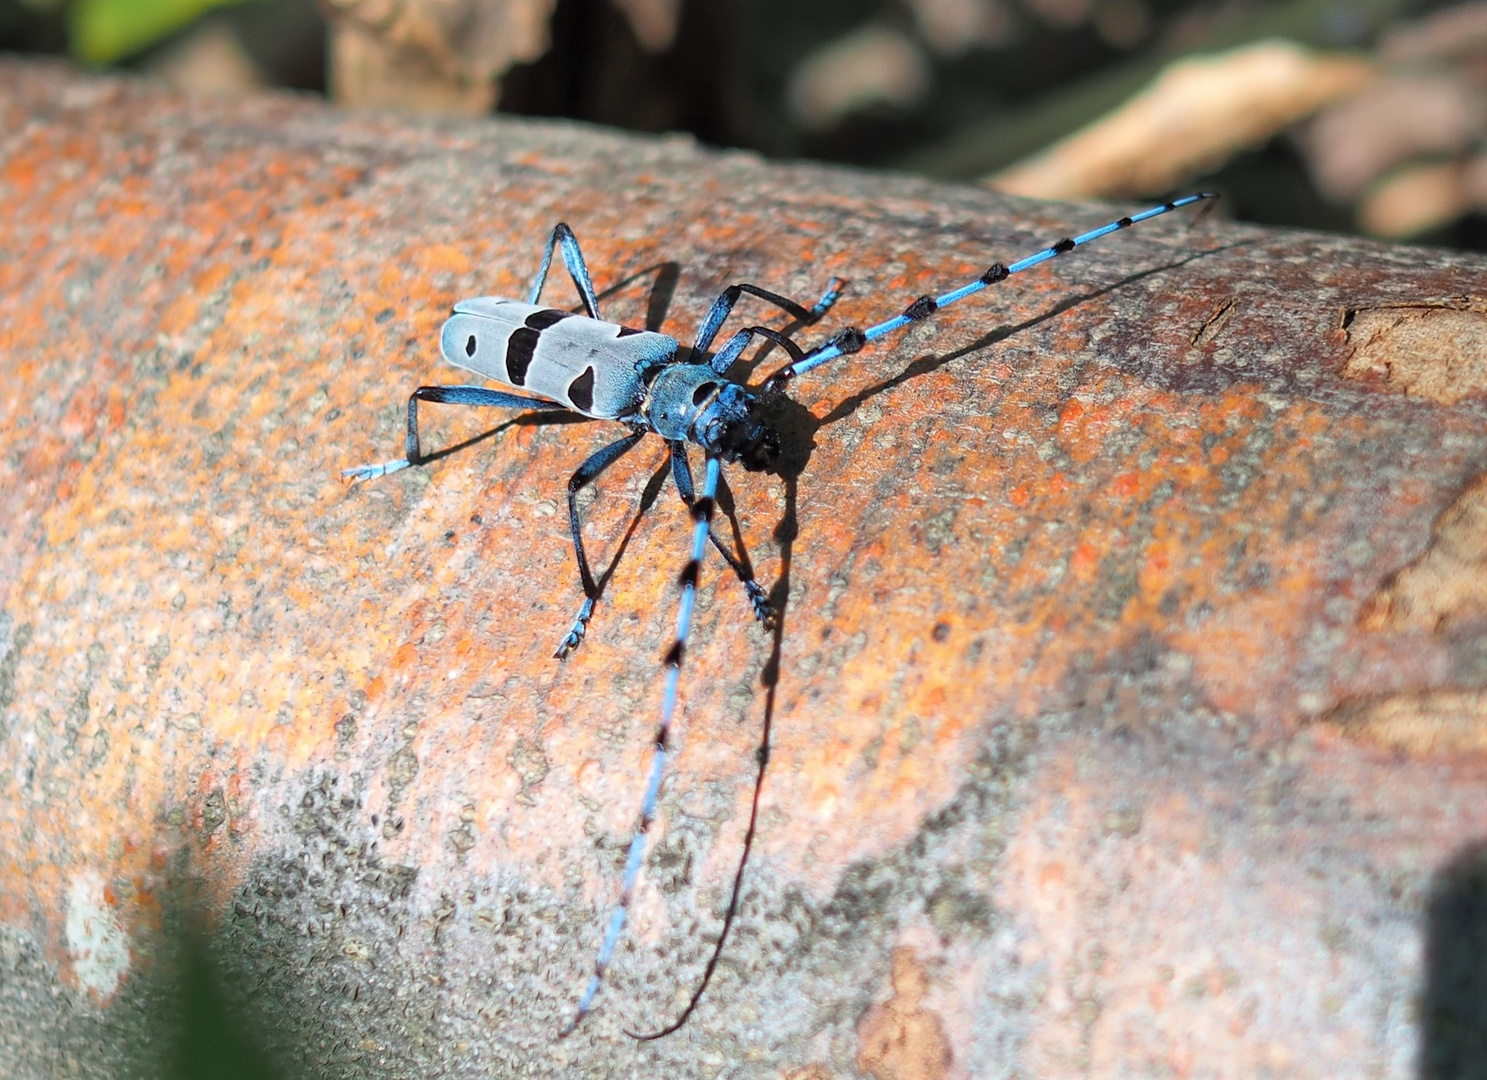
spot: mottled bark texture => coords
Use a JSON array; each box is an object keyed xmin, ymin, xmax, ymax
[{"xmin": 2, "ymin": 57, "xmax": 1486, "ymax": 1080}]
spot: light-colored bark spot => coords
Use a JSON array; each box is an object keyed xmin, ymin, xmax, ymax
[
  {"xmin": 856, "ymin": 946, "xmax": 953, "ymax": 1080},
  {"xmin": 1329, "ymin": 689, "xmax": 1487, "ymax": 754},
  {"xmin": 1361, "ymin": 473, "xmax": 1487, "ymax": 633},
  {"xmin": 1342, "ymin": 303, "xmax": 1487, "ymax": 405},
  {"xmin": 65, "ymin": 870, "xmax": 130, "ymax": 1000}
]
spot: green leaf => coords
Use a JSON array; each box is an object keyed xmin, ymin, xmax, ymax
[{"xmin": 70, "ymin": 0, "xmax": 258, "ymax": 64}]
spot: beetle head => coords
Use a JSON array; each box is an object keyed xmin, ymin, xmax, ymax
[{"xmin": 696, "ymin": 383, "xmax": 780, "ymax": 472}]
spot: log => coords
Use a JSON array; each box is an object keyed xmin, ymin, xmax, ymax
[{"xmin": 1, "ymin": 57, "xmax": 1485, "ymax": 1080}]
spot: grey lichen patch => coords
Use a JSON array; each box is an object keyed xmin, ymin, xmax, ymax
[
  {"xmin": 0, "ymin": 615, "xmax": 33, "ymax": 727},
  {"xmin": 87, "ymin": 714, "xmax": 112, "ymax": 772},
  {"xmin": 507, "ymin": 736, "xmax": 549, "ymax": 806},
  {"xmin": 1101, "ymin": 802, "xmax": 1143, "ymax": 838},
  {"xmin": 1341, "ymin": 301, "xmax": 1487, "ymax": 405},
  {"xmin": 917, "ymin": 507, "xmax": 958, "ymax": 554},
  {"xmin": 385, "ymin": 742, "xmax": 419, "ymax": 796},
  {"xmin": 201, "ymin": 788, "xmax": 227, "ymax": 835},
  {"xmin": 445, "ymin": 804, "xmax": 477, "ymax": 858},
  {"xmin": 925, "ymin": 873, "xmax": 994, "ymax": 940},
  {"xmin": 195, "ymin": 711, "xmax": 1036, "ymax": 1078},
  {"xmin": 219, "ymin": 770, "xmax": 448, "ymax": 1068},
  {"xmin": 217, "ymin": 765, "xmax": 588, "ymax": 1077}
]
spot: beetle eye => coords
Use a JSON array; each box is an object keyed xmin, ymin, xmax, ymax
[
  {"xmin": 692, "ymin": 382, "xmax": 717, "ymax": 405},
  {"xmin": 465, "ymin": 335, "xmax": 477, "ymax": 357}
]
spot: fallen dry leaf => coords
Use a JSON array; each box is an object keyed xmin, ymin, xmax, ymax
[
  {"xmin": 988, "ymin": 40, "xmax": 1376, "ymax": 199},
  {"xmin": 325, "ymin": 0, "xmax": 558, "ymax": 113}
]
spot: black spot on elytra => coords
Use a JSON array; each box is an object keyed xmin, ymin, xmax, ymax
[
  {"xmin": 525, "ymin": 308, "xmax": 572, "ymax": 330},
  {"xmin": 567, "ymin": 366, "xmax": 596, "ymax": 412},
  {"xmin": 505, "ymin": 327, "xmax": 538, "ymax": 386}
]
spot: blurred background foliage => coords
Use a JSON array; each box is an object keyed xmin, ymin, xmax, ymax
[{"xmin": 3, "ymin": 0, "xmax": 1487, "ymax": 249}]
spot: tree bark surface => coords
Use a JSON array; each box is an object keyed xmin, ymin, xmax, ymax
[{"xmin": 2, "ymin": 57, "xmax": 1486, "ymax": 1080}]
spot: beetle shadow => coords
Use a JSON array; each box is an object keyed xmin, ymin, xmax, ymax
[
  {"xmin": 404, "ymin": 409, "xmax": 596, "ymax": 471},
  {"xmin": 761, "ymin": 244, "xmax": 1243, "ymax": 475},
  {"xmin": 593, "ymin": 260, "xmax": 682, "ymax": 332},
  {"xmin": 588, "ymin": 453, "xmax": 675, "ymax": 611}
]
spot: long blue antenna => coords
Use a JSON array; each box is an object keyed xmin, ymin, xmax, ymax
[{"xmin": 761, "ymin": 193, "xmax": 1217, "ymax": 395}]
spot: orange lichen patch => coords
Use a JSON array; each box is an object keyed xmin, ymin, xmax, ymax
[
  {"xmin": 1360, "ymin": 471, "xmax": 1487, "ymax": 634},
  {"xmin": 1325, "ymin": 689, "xmax": 1487, "ymax": 754},
  {"xmin": 411, "ymin": 242, "xmax": 476, "ymax": 279},
  {"xmin": 0, "ymin": 94, "xmax": 418, "ymax": 974},
  {"xmin": 855, "ymin": 947, "xmax": 953, "ymax": 1080},
  {"xmin": 1341, "ymin": 300, "xmax": 1487, "ymax": 404}
]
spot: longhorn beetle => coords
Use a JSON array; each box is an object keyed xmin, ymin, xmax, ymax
[{"xmin": 343, "ymin": 192, "xmax": 1217, "ymax": 1037}]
